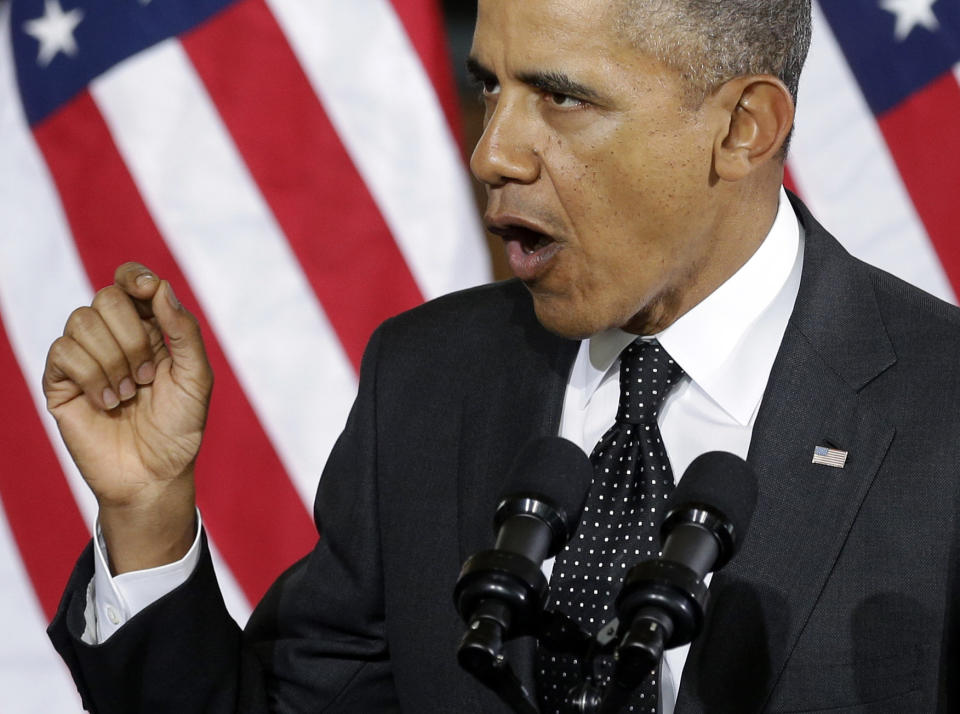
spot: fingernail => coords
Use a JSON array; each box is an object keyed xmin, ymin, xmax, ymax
[
  {"xmin": 102, "ymin": 388, "xmax": 120, "ymax": 410},
  {"xmin": 136, "ymin": 272, "xmax": 157, "ymax": 289},
  {"xmin": 119, "ymin": 377, "xmax": 135, "ymax": 401},
  {"xmin": 166, "ymin": 282, "xmax": 180, "ymax": 310},
  {"xmin": 136, "ymin": 362, "xmax": 155, "ymax": 384}
]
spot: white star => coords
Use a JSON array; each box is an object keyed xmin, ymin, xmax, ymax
[
  {"xmin": 22, "ymin": 0, "xmax": 85, "ymax": 68},
  {"xmin": 880, "ymin": 0, "xmax": 941, "ymax": 42}
]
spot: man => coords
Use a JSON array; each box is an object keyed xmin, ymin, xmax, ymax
[{"xmin": 44, "ymin": 0, "xmax": 960, "ymax": 712}]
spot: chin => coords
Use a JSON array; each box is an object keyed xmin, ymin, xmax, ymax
[
  {"xmin": 530, "ymin": 287, "xmax": 659, "ymax": 339},
  {"xmin": 530, "ymin": 294, "xmax": 606, "ymax": 341}
]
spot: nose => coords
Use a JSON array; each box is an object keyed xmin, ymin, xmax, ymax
[{"xmin": 470, "ymin": 101, "xmax": 540, "ymax": 187}]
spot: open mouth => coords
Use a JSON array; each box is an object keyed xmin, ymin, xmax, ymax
[
  {"xmin": 487, "ymin": 222, "xmax": 562, "ymax": 281},
  {"xmin": 489, "ymin": 224, "xmax": 555, "ymax": 254}
]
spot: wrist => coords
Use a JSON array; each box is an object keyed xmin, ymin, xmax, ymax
[{"xmin": 98, "ymin": 474, "xmax": 197, "ymax": 575}]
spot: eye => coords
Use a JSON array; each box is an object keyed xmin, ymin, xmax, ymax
[
  {"xmin": 480, "ymin": 78, "xmax": 501, "ymax": 97},
  {"xmin": 547, "ymin": 92, "xmax": 585, "ymax": 109}
]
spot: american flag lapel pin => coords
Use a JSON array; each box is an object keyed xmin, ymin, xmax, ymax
[{"xmin": 812, "ymin": 445, "xmax": 848, "ymax": 468}]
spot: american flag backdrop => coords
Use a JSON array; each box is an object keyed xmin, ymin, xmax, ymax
[
  {"xmin": 0, "ymin": 0, "xmax": 488, "ymax": 710},
  {"xmin": 787, "ymin": 0, "xmax": 959, "ymax": 303},
  {"xmin": 0, "ymin": 0, "xmax": 957, "ymax": 711}
]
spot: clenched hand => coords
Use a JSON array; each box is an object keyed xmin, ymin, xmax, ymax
[{"xmin": 43, "ymin": 262, "xmax": 213, "ymax": 574}]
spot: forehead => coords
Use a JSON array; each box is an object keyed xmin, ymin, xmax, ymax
[
  {"xmin": 472, "ymin": 0, "xmax": 627, "ymax": 67},
  {"xmin": 470, "ymin": 0, "xmax": 690, "ymax": 112}
]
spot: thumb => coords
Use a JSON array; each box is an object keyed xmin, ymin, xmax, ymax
[{"xmin": 150, "ymin": 281, "xmax": 211, "ymax": 390}]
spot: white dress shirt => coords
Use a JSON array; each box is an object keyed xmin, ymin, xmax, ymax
[
  {"xmin": 555, "ymin": 187, "xmax": 804, "ymax": 711},
  {"xmin": 88, "ymin": 189, "xmax": 804, "ymax": 711}
]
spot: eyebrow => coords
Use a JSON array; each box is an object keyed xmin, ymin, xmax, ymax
[
  {"xmin": 516, "ymin": 69, "xmax": 603, "ymax": 102},
  {"xmin": 465, "ymin": 56, "xmax": 496, "ymax": 85},
  {"xmin": 466, "ymin": 56, "xmax": 604, "ymax": 103}
]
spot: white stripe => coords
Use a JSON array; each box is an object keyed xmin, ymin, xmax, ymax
[
  {"xmin": 0, "ymin": 503, "xmax": 84, "ymax": 713},
  {"xmin": 954, "ymin": 62, "xmax": 960, "ymax": 85},
  {"xmin": 90, "ymin": 40, "xmax": 359, "ymax": 511},
  {"xmin": 265, "ymin": 0, "xmax": 490, "ymax": 299},
  {"xmin": 789, "ymin": 2, "xmax": 955, "ymax": 304},
  {"xmin": 0, "ymin": 5, "xmax": 99, "ymax": 529}
]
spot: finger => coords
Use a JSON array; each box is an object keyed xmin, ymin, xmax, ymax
[
  {"xmin": 63, "ymin": 306, "xmax": 134, "ymax": 406},
  {"xmin": 114, "ymin": 262, "xmax": 161, "ymax": 319},
  {"xmin": 91, "ymin": 285, "xmax": 157, "ymax": 385},
  {"xmin": 43, "ymin": 336, "xmax": 83, "ymax": 407},
  {"xmin": 151, "ymin": 281, "xmax": 212, "ymax": 394},
  {"xmin": 44, "ymin": 334, "xmax": 121, "ymax": 411}
]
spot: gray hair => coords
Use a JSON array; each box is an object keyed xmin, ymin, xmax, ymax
[{"xmin": 617, "ymin": 0, "xmax": 812, "ymax": 104}]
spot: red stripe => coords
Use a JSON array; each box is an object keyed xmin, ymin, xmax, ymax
[
  {"xmin": 32, "ymin": 91, "xmax": 316, "ymax": 604},
  {"xmin": 878, "ymin": 73, "xmax": 960, "ymax": 294},
  {"xmin": 182, "ymin": 0, "xmax": 425, "ymax": 371},
  {"xmin": 388, "ymin": 0, "xmax": 464, "ymax": 148},
  {"xmin": 0, "ymin": 311, "xmax": 88, "ymax": 620}
]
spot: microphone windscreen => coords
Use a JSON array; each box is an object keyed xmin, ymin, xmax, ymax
[
  {"xmin": 668, "ymin": 451, "xmax": 758, "ymax": 542},
  {"xmin": 500, "ymin": 436, "xmax": 594, "ymax": 532}
]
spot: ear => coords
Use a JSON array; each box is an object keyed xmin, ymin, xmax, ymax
[{"xmin": 710, "ymin": 75, "xmax": 795, "ymax": 182}]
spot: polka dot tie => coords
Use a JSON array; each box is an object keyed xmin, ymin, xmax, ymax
[{"xmin": 536, "ymin": 339, "xmax": 685, "ymax": 714}]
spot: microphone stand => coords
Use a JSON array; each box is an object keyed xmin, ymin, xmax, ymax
[
  {"xmin": 456, "ymin": 598, "xmax": 601, "ymax": 714},
  {"xmin": 561, "ymin": 554, "xmax": 710, "ymax": 714},
  {"xmin": 594, "ymin": 558, "xmax": 709, "ymax": 714},
  {"xmin": 458, "ymin": 599, "xmax": 540, "ymax": 714},
  {"xmin": 454, "ymin": 511, "xmax": 710, "ymax": 713},
  {"xmin": 457, "ymin": 589, "xmax": 675, "ymax": 714},
  {"xmin": 556, "ymin": 613, "xmax": 665, "ymax": 714},
  {"xmin": 594, "ymin": 615, "xmax": 666, "ymax": 714}
]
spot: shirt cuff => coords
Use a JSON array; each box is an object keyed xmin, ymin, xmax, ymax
[{"xmin": 84, "ymin": 509, "xmax": 203, "ymax": 644}]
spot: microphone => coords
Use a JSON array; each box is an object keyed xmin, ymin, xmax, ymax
[
  {"xmin": 454, "ymin": 436, "xmax": 593, "ymax": 713},
  {"xmin": 657, "ymin": 450, "xmax": 758, "ymax": 581},
  {"xmin": 595, "ymin": 452, "xmax": 758, "ymax": 713}
]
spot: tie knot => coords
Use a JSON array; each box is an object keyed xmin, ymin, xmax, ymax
[{"xmin": 616, "ymin": 339, "xmax": 684, "ymax": 424}]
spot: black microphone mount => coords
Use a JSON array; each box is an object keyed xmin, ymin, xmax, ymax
[{"xmin": 454, "ymin": 447, "xmax": 757, "ymax": 714}]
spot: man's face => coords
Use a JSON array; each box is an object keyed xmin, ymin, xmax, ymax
[{"xmin": 469, "ymin": 0, "xmax": 728, "ymax": 338}]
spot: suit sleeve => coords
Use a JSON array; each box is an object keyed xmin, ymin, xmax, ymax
[{"xmin": 47, "ymin": 326, "xmax": 400, "ymax": 713}]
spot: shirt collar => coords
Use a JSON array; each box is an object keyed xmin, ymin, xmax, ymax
[{"xmin": 578, "ymin": 187, "xmax": 804, "ymax": 425}]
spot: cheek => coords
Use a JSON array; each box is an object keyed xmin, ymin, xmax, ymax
[
  {"xmin": 563, "ymin": 152, "xmax": 653, "ymax": 254},
  {"xmin": 598, "ymin": 131, "xmax": 711, "ymax": 240},
  {"xmin": 549, "ymin": 144, "xmax": 637, "ymax": 232},
  {"xmin": 546, "ymin": 121, "xmax": 707, "ymax": 273},
  {"xmin": 561, "ymin": 158, "xmax": 692, "ymax": 295}
]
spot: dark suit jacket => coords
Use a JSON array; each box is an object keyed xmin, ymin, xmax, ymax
[{"xmin": 49, "ymin": 196, "xmax": 960, "ymax": 713}]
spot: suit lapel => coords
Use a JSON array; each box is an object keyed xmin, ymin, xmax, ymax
[
  {"xmin": 456, "ymin": 290, "xmax": 580, "ymax": 565},
  {"xmin": 677, "ymin": 198, "xmax": 897, "ymax": 713}
]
